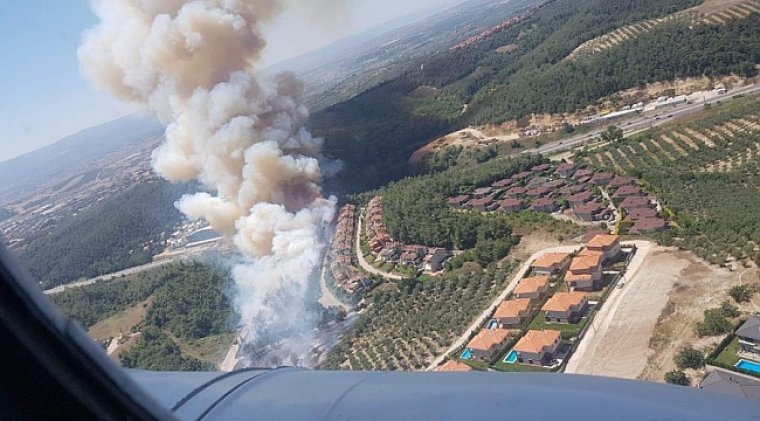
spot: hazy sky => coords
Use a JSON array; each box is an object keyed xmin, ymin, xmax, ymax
[{"xmin": 0, "ymin": 0, "xmax": 462, "ymax": 162}]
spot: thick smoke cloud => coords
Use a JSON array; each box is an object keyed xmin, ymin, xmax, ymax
[{"xmin": 79, "ymin": 0, "xmax": 338, "ymax": 367}]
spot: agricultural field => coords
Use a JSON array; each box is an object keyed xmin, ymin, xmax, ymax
[
  {"xmin": 577, "ymin": 96, "xmax": 760, "ymax": 266},
  {"xmin": 566, "ymin": 0, "xmax": 760, "ymax": 60},
  {"xmin": 321, "ymin": 262, "xmax": 518, "ymax": 371}
]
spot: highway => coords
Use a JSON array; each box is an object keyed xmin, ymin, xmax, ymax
[
  {"xmin": 527, "ymin": 83, "xmax": 760, "ymax": 157},
  {"xmin": 43, "ymin": 259, "xmax": 174, "ymax": 295}
]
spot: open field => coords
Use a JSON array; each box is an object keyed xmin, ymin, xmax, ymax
[{"xmin": 568, "ymin": 246, "xmax": 759, "ymax": 382}]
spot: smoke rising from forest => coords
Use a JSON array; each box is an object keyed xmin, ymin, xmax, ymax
[{"xmin": 79, "ymin": 0, "xmax": 340, "ymax": 367}]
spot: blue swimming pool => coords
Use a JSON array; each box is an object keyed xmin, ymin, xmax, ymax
[
  {"xmin": 487, "ymin": 320, "xmax": 498, "ymax": 330},
  {"xmin": 736, "ymin": 359, "xmax": 760, "ymax": 374},
  {"xmin": 461, "ymin": 349, "xmax": 473, "ymax": 360},
  {"xmin": 504, "ymin": 350, "xmax": 518, "ymax": 364}
]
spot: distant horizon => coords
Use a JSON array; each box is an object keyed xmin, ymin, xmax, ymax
[{"xmin": 0, "ymin": 0, "xmax": 465, "ymax": 163}]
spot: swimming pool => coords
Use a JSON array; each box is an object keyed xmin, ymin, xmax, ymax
[
  {"xmin": 487, "ymin": 320, "xmax": 499, "ymax": 329},
  {"xmin": 461, "ymin": 349, "xmax": 473, "ymax": 360},
  {"xmin": 504, "ymin": 350, "xmax": 518, "ymax": 364},
  {"xmin": 735, "ymin": 359, "xmax": 760, "ymax": 374}
]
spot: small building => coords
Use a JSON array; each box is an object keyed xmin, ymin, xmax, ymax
[
  {"xmin": 531, "ymin": 253, "xmax": 571, "ymax": 277},
  {"xmin": 505, "ymin": 186, "xmax": 527, "ymax": 198},
  {"xmin": 513, "ymin": 330, "xmax": 562, "ymax": 366},
  {"xmin": 399, "ymin": 246, "xmax": 426, "ymax": 267},
  {"xmin": 573, "ymin": 201, "xmax": 604, "ymax": 222},
  {"xmin": 424, "ymin": 248, "xmax": 450, "ymax": 272},
  {"xmin": 472, "ymin": 187, "xmax": 494, "ymax": 199},
  {"xmin": 555, "ymin": 163, "xmax": 576, "ymax": 178},
  {"xmin": 700, "ymin": 369, "xmax": 760, "ymax": 401},
  {"xmin": 531, "ymin": 197, "xmax": 559, "ymax": 213},
  {"xmin": 572, "ymin": 169, "xmax": 594, "ymax": 180},
  {"xmin": 568, "ymin": 190, "xmax": 594, "ymax": 207},
  {"xmin": 542, "ymin": 292, "xmax": 588, "ymax": 324},
  {"xmin": 492, "ymin": 178, "xmax": 513, "ymax": 188},
  {"xmin": 608, "ymin": 176, "xmax": 635, "ymax": 188},
  {"xmin": 565, "ymin": 254, "xmax": 602, "ymax": 292},
  {"xmin": 492, "ymin": 298, "xmax": 532, "ymax": 328},
  {"xmin": 546, "ymin": 179, "xmax": 567, "ymax": 189},
  {"xmin": 469, "ymin": 197, "xmax": 499, "ymax": 212},
  {"xmin": 586, "ymin": 234, "xmax": 621, "ymax": 262},
  {"xmin": 499, "ymin": 198, "xmax": 525, "ymax": 213},
  {"xmin": 435, "ymin": 360, "xmax": 473, "ymax": 372},
  {"xmin": 526, "ymin": 186, "xmax": 550, "ymax": 198},
  {"xmin": 513, "ymin": 275, "xmax": 551, "ymax": 302},
  {"xmin": 626, "ymin": 208, "xmax": 658, "ymax": 221},
  {"xmin": 591, "ymin": 172, "xmax": 614, "ymax": 186},
  {"xmin": 630, "ymin": 218, "xmax": 667, "ymax": 234},
  {"xmin": 447, "ymin": 195, "xmax": 471, "ymax": 208},
  {"xmin": 737, "ymin": 315, "xmax": 760, "ymax": 355},
  {"xmin": 465, "ymin": 328, "xmax": 511, "ymax": 363},
  {"xmin": 619, "ymin": 196, "xmax": 651, "ymax": 211},
  {"xmin": 559, "ymin": 184, "xmax": 586, "ymax": 196},
  {"xmin": 531, "ymin": 163, "xmax": 553, "ymax": 173},
  {"xmin": 512, "ymin": 171, "xmax": 533, "ymax": 181},
  {"xmin": 613, "ymin": 185, "xmax": 642, "ymax": 198}
]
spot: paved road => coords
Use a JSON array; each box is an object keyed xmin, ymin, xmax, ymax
[
  {"xmin": 43, "ymin": 259, "xmax": 174, "ymax": 295},
  {"xmin": 426, "ymin": 245, "xmax": 582, "ymax": 371},
  {"xmin": 355, "ymin": 213, "xmax": 404, "ymax": 281},
  {"xmin": 528, "ymin": 84, "xmax": 760, "ymax": 157}
]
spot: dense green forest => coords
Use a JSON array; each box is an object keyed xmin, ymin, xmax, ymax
[
  {"xmin": 579, "ymin": 96, "xmax": 760, "ymax": 265},
  {"xmin": 314, "ymin": 0, "xmax": 760, "ymax": 193},
  {"xmin": 50, "ymin": 269, "xmax": 169, "ymax": 328},
  {"xmin": 119, "ymin": 326, "xmax": 214, "ymax": 371},
  {"xmin": 18, "ymin": 178, "xmax": 195, "ymax": 288},
  {"xmin": 52, "ymin": 262, "xmax": 235, "ymax": 371}
]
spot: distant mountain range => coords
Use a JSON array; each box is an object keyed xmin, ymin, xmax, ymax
[{"xmin": 0, "ymin": 112, "xmax": 164, "ymax": 202}]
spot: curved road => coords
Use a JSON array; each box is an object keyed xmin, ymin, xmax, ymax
[
  {"xmin": 426, "ymin": 245, "xmax": 581, "ymax": 371},
  {"xmin": 355, "ymin": 213, "xmax": 404, "ymax": 281}
]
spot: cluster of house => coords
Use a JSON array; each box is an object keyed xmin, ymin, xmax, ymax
[
  {"xmin": 446, "ymin": 162, "xmax": 613, "ymax": 222},
  {"xmin": 366, "ymin": 196, "xmax": 450, "ymax": 273},
  {"xmin": 450, "ymin": 234, "xmax": 623, "ymax": 369},
  {"xmin": 446, "ymin": 162, "xmax": 669, "ymax": 233},
  {"xmin": 329, "ymin": 205, "xmax": 372, "ymax": 296}
]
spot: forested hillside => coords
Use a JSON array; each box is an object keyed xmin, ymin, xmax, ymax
[
  {"xmin": 18, "ymin": 178, "xmax": 195, "ymax": 288},
  {"xmin": 52, "ymin": 262, "xmax": 235, "ymax": 371},
  {"xmin": 314, "ymin": 0, "xmax": 760, "ymax": 193}
]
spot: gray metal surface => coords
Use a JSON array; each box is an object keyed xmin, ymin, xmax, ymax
[{"xmin": 131, "ymin": 368, "xmax": 760, "ymax": 421}]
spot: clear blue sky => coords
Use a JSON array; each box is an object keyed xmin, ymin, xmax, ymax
[{"xmin": 0, "ymin": 0, "xmax": 462, "ymax": 162}]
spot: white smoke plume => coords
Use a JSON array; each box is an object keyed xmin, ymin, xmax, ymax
[{"xmin": 79, "ymin": 0, "xmax": 339, "ymax": 367}]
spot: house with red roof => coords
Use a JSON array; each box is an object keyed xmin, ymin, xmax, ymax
[
  {"xmin": 513, "ymin": 330, "xmax": 562, "ymax": 366},
  {"xmin": 613, "ymin": 185, "xmax": 642, "ymax": 198},
  {"xmin": 619, "ymin": 196, "xmax": 651, "ymax": 211},
  {"xmin": 630, "ymin": 218, "xmax": 667, "ymax": 234},
  {"xmin": 542, "ymin": 292, "xmax": 589, "ymax": 323},
  {"xmin": 499, "ymin": 198, "xmax": 525, "ymax": 213}
]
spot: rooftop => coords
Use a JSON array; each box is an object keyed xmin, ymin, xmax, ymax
[
  {"xmin": 513, "ymin": 330, "xmax": 561, "ymax": 354},
  {"xmin": 613, "ymin": 185, "xmax": 642, "ymax": 197},
  {"xmin": 514, "ymin": 275, "xmax": 550, "ymax": 295},
  {"xmin": 435, "ymin": 360, "xmax": 473, "ymax": 372},
  {"xmin": 542, "ymin": 292, "xmax": 587, "ymax": 312},
  {"xmin": 587, "ymin": 234, "xmax": 620, "ymax": 249},
  {"xmin": 619, "ymin": 196, "xmax": 650, "ymax": 209},
  {"xmin": 737, "ymin": 315, "xmax": 760, "ymax": 341},
  {"xmin": 531, "ymin": 254, "xmax": 569, "ymax": 269},
  {"xmin": 467, "ymin": 328, "xmax": 511, "ymax": 351},
  {"xmin": 569, "ymin": 254, "xmax": 602, "ymax": 272},
  {"xmin": 494, "ymin": 299, "xmax": 532, "ymax": 319},
  {"xmin": 700, "ymin": 370, "xmax": 760, "ymax": 401}
]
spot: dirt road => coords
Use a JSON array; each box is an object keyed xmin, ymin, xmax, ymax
[{"xmin": 565, "ymin": 241, "xmax": 657, "ymax": 378}]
